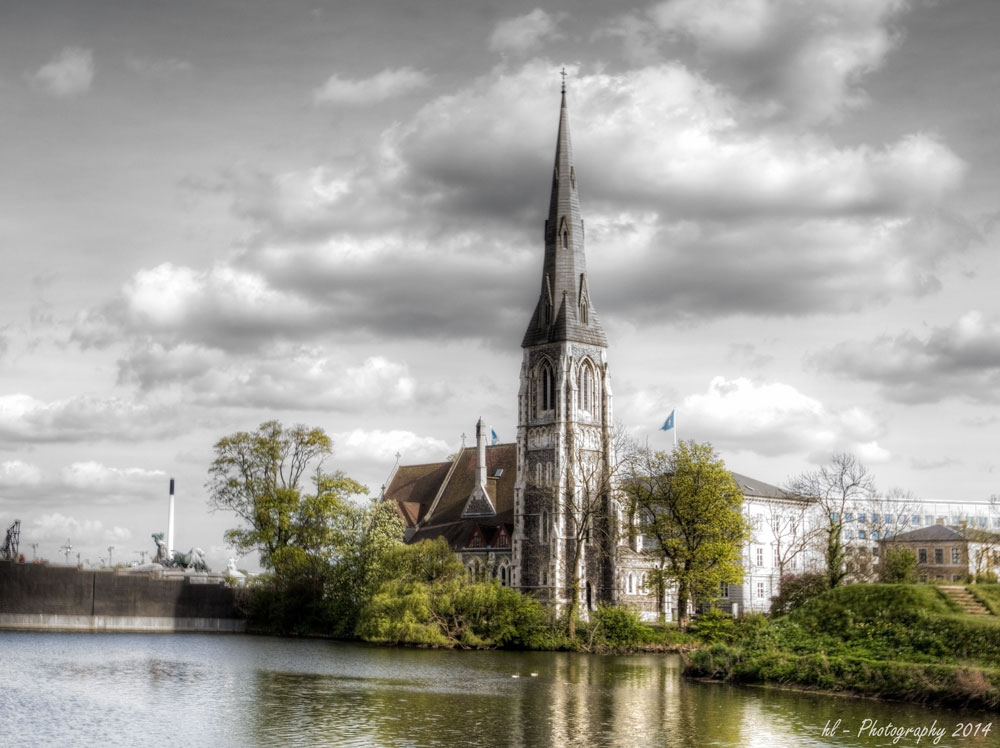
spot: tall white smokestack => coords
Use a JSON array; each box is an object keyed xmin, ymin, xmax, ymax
[{"xmin": 167, "ymin": 478, "xmax": 175, "ymax": 558}]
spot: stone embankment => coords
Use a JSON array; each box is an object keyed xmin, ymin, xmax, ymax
[{"xmin": 0, "ymin": 560, "xmax": 246, "ymax": 633}]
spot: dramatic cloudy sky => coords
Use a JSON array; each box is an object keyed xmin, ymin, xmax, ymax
[{"xmin": 2, "ymin": 0, "xmax": 998, "ymax": 569}]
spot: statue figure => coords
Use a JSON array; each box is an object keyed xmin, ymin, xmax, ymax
[
  {"xmin": 152, "ymin": 532, "xmax": 169, "ymax": 565},
  {"xmin": 152, "ymin": 533, "xmax": 209, "ymax": 571},
  {"xmin": 188, "ymin": 547, "xmax": 208, "ymax": 571},
  {"xmin": 171, "ymin": 547, "xmax": 209, "ymax": 572},
  {"xmin": 225, "ymin": 558, "xmax": 245, "ymax": 579}
]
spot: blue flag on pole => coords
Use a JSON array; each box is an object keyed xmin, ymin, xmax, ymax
[
  {"xmin": 490, "ymin": 428, "xmax": 499, "ymax": 445},
  {"xmin": 660, "ymin": 410, "xmax": 675, "ymax": 432}
]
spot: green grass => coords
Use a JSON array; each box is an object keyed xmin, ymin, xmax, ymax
[
  {"xmin": 969, "ymin": 583, "xmax": 1000, "ymax": 616},
  {"xmin": 684, "ymin": 584, "xmax": 1000, "ymax": 709}
]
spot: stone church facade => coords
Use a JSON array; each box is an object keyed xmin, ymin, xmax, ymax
[
  {"xmin": 383, "ymin": 84, "xmax": 630, "ymax": 615},
  {"xmin": 381, "ymin": 84, "xmax": 821, "ymax": 619}
]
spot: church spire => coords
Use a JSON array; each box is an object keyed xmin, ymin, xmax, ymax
[{"xmin": 522, "ymin": 74, "xmax": 606, "ymax": 348}]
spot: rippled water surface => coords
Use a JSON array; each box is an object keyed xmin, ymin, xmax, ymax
[{"xmin": 2, "ymin": 632, "xmax": 994, "ymax": 747}]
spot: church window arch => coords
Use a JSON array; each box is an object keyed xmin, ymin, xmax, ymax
[
  {"xmin": 497, "ymin": 560, "xmax": 510, "ymax": 587},
  {"xmin": 537, "ymin": 360, "xmax": 555, "ymax": 414},
  {"xmin": 562, "ymin": 229, "xmax": 568, "ymax": 249},
  {"xmin": 627, "ymin": 573, "xmax": 635, "ymax": 594},
  {"xmin": 578, "ymin": 360, "xmax": 596, "ymax": 414}
]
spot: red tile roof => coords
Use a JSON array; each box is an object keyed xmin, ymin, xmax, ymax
[{"xmin": 383, "ymin": 444, "xmax": 517, "ymax": 551}]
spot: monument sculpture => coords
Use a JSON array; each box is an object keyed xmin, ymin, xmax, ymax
[{"xmin": 151, "ymin": 532, "xmax": 209, "ymax": 572}]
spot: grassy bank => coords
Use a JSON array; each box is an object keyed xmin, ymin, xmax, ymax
[{"xmin": 685, "ymin": 584, "xmax": 1000, "ymax": 709}]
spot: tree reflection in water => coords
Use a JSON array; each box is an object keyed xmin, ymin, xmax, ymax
[{"xmin": 3, "ymin": 633, "xmax": 995, "ymax": 748}]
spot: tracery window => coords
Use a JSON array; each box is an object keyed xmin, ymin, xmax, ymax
[
  {"xmin": 578, "ymin": 361, "xmax": 595, "ymax": 414},
  {"xmin": 537, "ymin": 361, "xmax": 555, "ymax": 414}
]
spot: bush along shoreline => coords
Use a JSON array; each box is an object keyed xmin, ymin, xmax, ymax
[
  {"xmin": 241, "ymin": 537, "xmax": 697, "ymax": 653},
  {"xmin": 683, "ymin": 584, "xmax": 1000, "ymax": 710}
]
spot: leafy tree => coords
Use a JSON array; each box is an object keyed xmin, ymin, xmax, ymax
[
  {"xmin": 356, "ymin": 539, "xmax": 553, "ymax": 649},
  {"xmin": 380, "ymin": 537, "xmax": 465, "ymax": 585},
  {"xmin": 207, "ymin": 420, "xmax": 367, "ymax": 571},
  {"xmin": 624, "ymin": 441, "xmax": 750, "ymax": 628},
  {"xmin": 769, "ymin": 571, "xmax": 829, "ymax": 616},
  {"xmin": 786, "ymin": 453, "xmax": 876, "ymax": 589},
  {"xmin": 879, "ymin": 546, "xmax": 918, "ymax": 583},
  {"xmin": 207, "ymin": 420, "xmax": 389, "ymax": 634},
  {"xmin": 324, "ymin": 500, "xmax": 406, "ymax": 637}
]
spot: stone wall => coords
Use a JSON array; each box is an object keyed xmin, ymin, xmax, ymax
[{"xmin": 0, "ymin": 561, "xmax": 246, "ymax": 632}]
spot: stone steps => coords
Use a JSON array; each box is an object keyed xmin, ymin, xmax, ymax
[{"xmin": 940, "ymin": 586, "xmax": 992, "ymax": 616}]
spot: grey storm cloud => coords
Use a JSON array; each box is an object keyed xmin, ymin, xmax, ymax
[
  {"xmin": 812, "ymin": 311, "xmax": 1000, "ymax": 404},
  {"xmin": 71, "ymin": 52, "xmax": 972, "ymax": 363}
]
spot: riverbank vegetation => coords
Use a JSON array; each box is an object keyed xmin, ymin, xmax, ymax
[
  {"xmin": 685, "ymin": 583, "xmax": 1000, "ymax": 709},
  {"xmin": 213, "ymin": 421, "xmax": 702, "ymax": 651}
]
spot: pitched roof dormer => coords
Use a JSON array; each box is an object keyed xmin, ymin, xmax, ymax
[
  {"xmin": 461, "ymin": 417, "xmax": 497, "ymax": 517},
  {"xmin": 523, "ymin": 75, "xmax": 607, "ymax": 349}
]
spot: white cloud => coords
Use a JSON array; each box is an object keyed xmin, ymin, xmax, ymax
[
  {"xmin": 0, "ymin": 393, "xmax": 176, "ymax": 444},
  {"xmin": 118, "ymin": 339, "xmax": 422, "ymax": 413},
  {"xmin": 0, "ymin": 460, "xmax": 42, "ymax": 486},
  {"xmin": 30, "ymin": 512, "xmax": 133, "ymax": 545},
  {"xmin": 60, "ymin": 461, "xmax": 165, "ymax": 489},
  {"xmin": 32, "ymin": 512, "xmax": 104, "ymax": 542},
  {"xmin": 332, "ymin": 428, "xmax": 451, "ymax": 466},
  {"xmin": 110, "ymin": 262, "xmax": 319, "ymax": 349},
  {"xmin": 646, "ymin": 0, "xmax": 909, "ymax": 123},
  {"xmin": 313, "ymin": 67, "xmax": 430, "ymax": 106},
  {"xmin": 651, "ymin": 0, "xmax": 774, "ymax": 52},
  {"xmin": 490, "ymin": 9, "xmax": 562, "ymax": 54},
  {"xmin": 29, "ymin": 47, "xmax": 94, "ymax": 97},
  {"xmin": 679, "ymin": 376, "xmax": 890, "ymax": 463},
  {"xmin": 72, "ymin": 57, "xmax": 969, "ymax": 356}
]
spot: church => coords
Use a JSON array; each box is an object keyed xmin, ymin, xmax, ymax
[{"xmin": 382, "ymin": 81, "xmax": 809, "ymax": 621}]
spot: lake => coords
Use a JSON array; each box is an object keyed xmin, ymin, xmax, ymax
[{"xmin": 2, "ymin": 632, "xmax": 994, "ymax": 747}]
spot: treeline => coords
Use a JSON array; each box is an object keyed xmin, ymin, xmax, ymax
[
  {"xmin": 244, "ymin": 530, "xmax": 678, "ymax": 652},
  {"xmin": 212, "ymin": 421, "xmax": 679, "ymax": 651}
]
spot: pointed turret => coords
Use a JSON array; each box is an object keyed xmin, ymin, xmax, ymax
[{"xmin": 522, "ymin": 78, "xmax": 607, "ymax": 348}]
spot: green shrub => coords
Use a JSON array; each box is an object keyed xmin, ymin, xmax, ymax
[
  {"xmin": 590, "ymin": 604, "xmax": 648, "ymax": 647},
  {"xmin": 356, "ymin": 577, "xmax": 557, "ymax": 649},
  {"xmin": 686, "ymin": 583, "xmax": 1000, "ymax": 709},
  {"xmin": 769, "ymin": 572, "xmax": 828, "ymax": 617},
  {"xmin": 689, "ymin": 608, "xmax": 738, "ymax": 644},
  {"xmin": 879, "ymin": 546, "xmax": 918, "ymax": 583}
]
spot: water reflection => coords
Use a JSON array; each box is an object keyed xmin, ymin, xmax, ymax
[{"xmin": 2, "ymin": 632, "xmax": 994, "ymax": 748}]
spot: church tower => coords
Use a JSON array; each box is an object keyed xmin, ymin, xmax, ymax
[{"xmin": 512, "ymin": 80, "xmax": 617, "ymax": 612}]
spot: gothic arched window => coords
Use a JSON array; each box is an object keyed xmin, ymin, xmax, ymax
[
  {"xmin": 578, "ymin": 361, "xmax": 595, "ymax": 414},
  {"xmin": 538, "ymin": 361, "xmax": 555, "ymax": 414}
]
